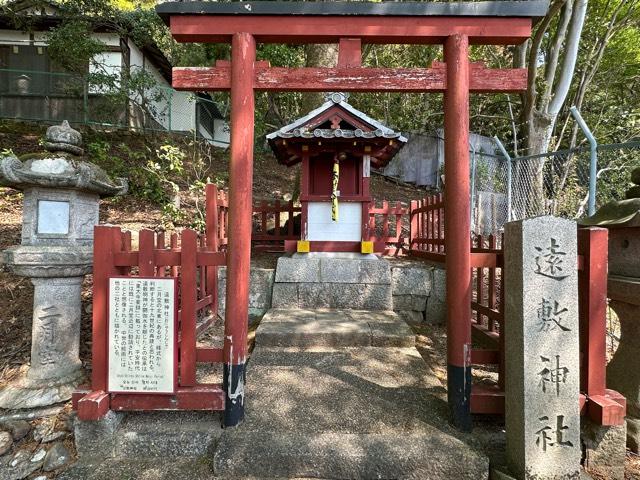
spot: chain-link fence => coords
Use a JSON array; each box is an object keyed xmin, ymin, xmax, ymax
[
  {"xmin": 0, "ymin": 68, "xmax": 228, "ymax": 145},
  {"xmin": 470, "ymin": 140, "xmax": 640, "ymax": 235}
]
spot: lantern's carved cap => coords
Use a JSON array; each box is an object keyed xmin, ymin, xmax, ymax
[
  {"xmin": 45, "ymin": 120, "xmax": 84, "ymax": 156},
  {"xmin": 0, "ymin": 121, "xmax": 127, "ymax": 197}
]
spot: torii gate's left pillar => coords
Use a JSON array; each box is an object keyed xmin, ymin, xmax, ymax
[{"xmin": 223, "ymin": 32, "xmax": 256, "ymax": 427}]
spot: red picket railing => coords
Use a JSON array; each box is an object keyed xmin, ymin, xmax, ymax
[
  {"xmin": 205, "ymin": 185, "xmax": 413, "ymax": 253},
  {"xmin": 205, "ymin": 184, "xmax": 229, "ymax": 251},
  {"xmin": 406, "ymin": 203, "xmax": 625, "ymax": 425},
  {"xmin": 252, "ymin": 199, "xmax": 302, "ymax": 252},
  {"xmin": 367, "ymin": 200, "xmax": 409, "ymax": 255},
  {"xmin": 74, "ymin": 226, "xmax": 228, "ymax": 420},
  {"xmin": 409, "ymin": 193, "xmax": 445, "ymax": 260}
]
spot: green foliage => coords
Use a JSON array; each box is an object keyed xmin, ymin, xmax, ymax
[{"xmin": 46, "ymin": 20, "xmax": 105, "ymax": 74}]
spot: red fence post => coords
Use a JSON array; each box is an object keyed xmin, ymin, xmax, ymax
[
  {"xmin": 444, "ymin": 33, "xmax": 472, "ymax": 431},
  {"xmin": 223, "ymin": 32, "xmax": 256, "ymax": 427},
  {"xmin": 410, "ymin": 200, "xmax": 418, "ymax": 252},
  {"xmin": 180, "ymin": 229, "xmax": 198, "ymax": 386},
  {"xmin": 205, "ymin": 184, "xmax": 219, "ymax": 312},
  {"xmin": 91, "ymin": 226, "xmax": 120, "ymax": 394},
  {"xmin": 578, "ymin": 227, "xmax": 608, "ymax": 398}
]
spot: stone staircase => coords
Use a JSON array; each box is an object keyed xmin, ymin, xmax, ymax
[
  {"xmin": 213, "ymin": 308, "xmax": 489, "ymax": 479},
  {"xmin": 212, "ymin": 255, "xmax": 487, "ymax": 478},
  {"xmin": 64, "ymin": 254, "xmax": 489, "ymax": 479}
]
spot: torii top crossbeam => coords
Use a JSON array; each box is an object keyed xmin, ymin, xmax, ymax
[
  {"xmin": 158, "ymin": 0, "xmax": 549, "ymax": 431},
  {"xmin": 157, "ymin": 1, "xmax": 547, "ymax": 44}
]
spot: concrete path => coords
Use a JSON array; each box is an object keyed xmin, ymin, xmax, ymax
[
  {"xmin": 213, "ymin": 309, "xmax": 489, "ymax": 479},
  {"xmin": 62, "ymin": 308, "xmax": 489, "ymax": 479}
]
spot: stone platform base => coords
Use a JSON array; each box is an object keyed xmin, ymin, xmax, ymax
[
  {"xmin": 0, "ymin": 370, "xmax": 84, "ymax": 410},
  {"xmin": 73, "ymin": 411, "xmax": 223, "ymax": 463},
  {"xmin": 271, "ymin": 254, "xmax": 393, "ymax": 310}
]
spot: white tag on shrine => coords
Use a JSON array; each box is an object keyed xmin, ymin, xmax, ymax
[
  {"xmin": 107, "ymin": 277, "xmax": 177, "ymax": 394},
  {"xmin": 363, "ymin": 154, "xmax": 371, "ymax": 178}
]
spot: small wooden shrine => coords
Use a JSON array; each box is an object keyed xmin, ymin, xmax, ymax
[{"xmin": 267, "ymin": 92, "xmax": 407, "ymax": 253}]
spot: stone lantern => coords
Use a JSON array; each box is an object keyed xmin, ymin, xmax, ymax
[
  {"xmin": 0, "ymin": 120, "xmax": 126, "ymax": 409},
  {"xmin": 581, "ymin": 167, "xmax": 640, "ymax": 451}
]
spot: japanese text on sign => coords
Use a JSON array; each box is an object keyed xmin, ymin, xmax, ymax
[{"xmin": 108, "ymin": 277, "xmax": 176, "ymax": 394}]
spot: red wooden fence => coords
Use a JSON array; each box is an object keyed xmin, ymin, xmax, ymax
[
  {"xmin": 252, "ymin": 199, "xmax": 301, "ymax": 252},
  {"xmin": 205, "ymin": 185, "xmax": 413, "ymax": 253},
  {"xmin": 409, "ymin": 193, "xmax": 445, "ymax": 260},
  {"xmin": 367, "ymin": 200, "xmax": 409, "ymax": 255},
  {"xmin": 74, "ymin": 225, "xmax": 227, "ymax": 420},
  {"xmin": 408, "ymin": 212, "xmax": 625, "ymax": 425}
]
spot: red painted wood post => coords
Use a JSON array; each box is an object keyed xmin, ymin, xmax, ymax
[
  {"xmin": 439, "ymin": 193, "xmax": 445, "ymax": 253},
  {"xmin": 157, "ymin": 231, "xmax": 166, "ymax": 278},
  {"xmin": 410, "ymin": 200, "xmax": 418, "ymax": 252},
  {"xmin": 170, "ymin": 233, "xmax": 179, "ymax": 278},
  {"xmin": 180, "ymin": 229, "xmax": 198, "ymax": 386},
  {"xmin": 275, "ymin": 199, "xmax": 282, "ymax": 241},
  {"xmin": 578, "ymin": 227, "xmax": 608, "ymax": 398},
  {"xmin": 395, "ymin": 201, "xmax": 402, "ymax": 252},
  {"xmin": 338, "ymin": 38, "xmax": 362, "ymax": 68},
  {"xmin": 362, "ymin": 202, "xmax": 370, "ymax": 245},
  {"xmin": 477, "ymin": 235, "xmax": 485, "ymax": 327},
  {"xmin": 444, "ymin": 33, "xmax": 472, "ymax": 431},
  {"xmin": 138, "ymin": 230, "xmax": 155, "ymax": 277},
  {"xmin": 91, "ymin": 226, "xmax": 120, "ymax": 394},
  {"xmin": 198, "ymin": 235, "xmax": 206, "ymax": 301},
  {"xmin": 223, "ymin": 32, "xmax": 256, "ymax": 427},
  {"xmin": 499, "ymin": 241, "xmax": 506, "ymax": 391},
  {"xmin": 287, "ymin": 200, "xmax": 294, "ymax": 237},
  {"xmin": 120, "ymin": 230, "xmax": 132, "ymax": 276},
  {"xmin": 206, "ymin": 184, "xmax": 219, "ymax": 303},
  {"xmin": 382, "ymin": 200, "xmax": 390, "ymax": 241},
  {"xmin": 488, "ymin": 234, "xmax": 497, "ymax": 332}
]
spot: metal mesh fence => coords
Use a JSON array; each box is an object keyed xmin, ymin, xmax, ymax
[
  {"xmin": 0, "ymin": 68, "xmax": 226, "ymax": 144},
  {"xmin": 470, "ymin": 141, "xmax": 640, "ymax": 235}
]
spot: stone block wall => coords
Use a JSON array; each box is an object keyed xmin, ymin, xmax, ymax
[
  {"xmin": 271, "ymin": 256, "xmax": 393, "ymax": 310},
  {"xmin": 217, "ymin": 267, "xmax": 275, "ymax": 322},
  {"xmin": 215, "ymin": 258, "xmax": 446, "ymax": 323},
  {"xmin": 390, "ymin": 261, "xmax": 446, "ymax": 324}
]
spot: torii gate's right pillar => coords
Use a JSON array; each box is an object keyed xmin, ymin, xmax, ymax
[{"xmin": 444, "ymin": 34, "xmax": 472, "ymax": 431}]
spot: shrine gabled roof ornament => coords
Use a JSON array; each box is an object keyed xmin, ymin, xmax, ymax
[{"xmin": 267, "ymin": 92, "xmax": 407, "ymax": 168}]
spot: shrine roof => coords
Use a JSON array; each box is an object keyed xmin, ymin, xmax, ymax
[
  {"xmin": 157, "ymin": 1, "xmax": 549, "ymax": 22},
  {"xmin": 266, "ymin": 93, "xmax": 407, "ymax": 143},
  {"xmin": 266, "ymin": 93, "xmax": 407, "ymax": 168}
]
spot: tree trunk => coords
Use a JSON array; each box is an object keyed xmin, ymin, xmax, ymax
[{"xmin": 300, "ymin": 43, "xmax": 338, "ymax": 112}]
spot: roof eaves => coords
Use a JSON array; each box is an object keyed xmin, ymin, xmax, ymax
[{"xmin": 157, "ymin": 1, "xmax": 550, "ymax": 24}]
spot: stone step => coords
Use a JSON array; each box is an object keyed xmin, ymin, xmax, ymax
[
  {"xmin": 256, "ymin": 309, "xmax": 415, "ymax": 348},
  {"xmin": 213, "ymin": 430, "xmax": 489, "ymax": 479},
  {"xmin": 59, "ymin": 457, "xmax": 215, "ymax": 480},
  {"xmin": 112, "ymin": 411, "xmax": 222, "ymax": 459}
]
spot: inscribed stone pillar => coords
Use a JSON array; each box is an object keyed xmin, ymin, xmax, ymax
[
  {"xmin": 504, "ymin": 216, "xmax": 580, "ymax": 479},
  {"xmin": 28, "ymin": 277, "xmax": 83, "ymax": 382}
]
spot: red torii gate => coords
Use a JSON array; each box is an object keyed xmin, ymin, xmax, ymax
[{"xmin": 157, "ymin": 0, "xmax": 549, "ymax": 430}]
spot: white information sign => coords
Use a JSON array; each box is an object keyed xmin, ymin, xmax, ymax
[{"xmin": 108, "ymin": 277, "xmax": 176, "ymax": 394}]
